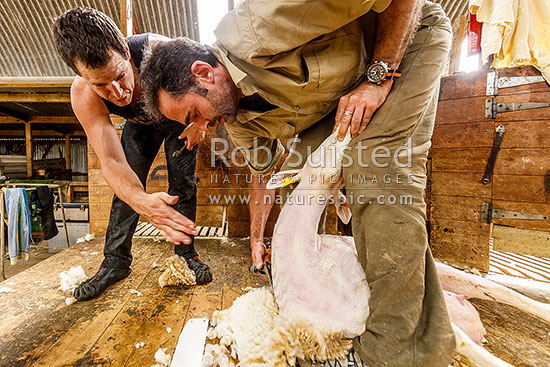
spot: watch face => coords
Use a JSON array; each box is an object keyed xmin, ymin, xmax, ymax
[{"xmin": 367, "ymin": 63, "xmax": 387, "ymax": 83}]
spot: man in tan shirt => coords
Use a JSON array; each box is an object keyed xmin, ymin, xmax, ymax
[{"xmin": 140, "ymin": 0, "xmax": 455, "ymax": 365}]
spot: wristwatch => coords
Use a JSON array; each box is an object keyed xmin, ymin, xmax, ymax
[{"xmin": 366, "ymin": 61, "xmax": 402, "ymax": 85}]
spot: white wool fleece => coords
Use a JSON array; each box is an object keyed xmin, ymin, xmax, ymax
[{"xmin": 202, "ymin": 287, "xmax": 353, "ymax": 367}]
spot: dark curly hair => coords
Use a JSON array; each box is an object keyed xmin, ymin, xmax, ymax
[
  {"xmin": 140, "ymin": 37, "xmax": 218, "ymax": 118},
  {"xmin": 52, "ymin": 7, "xmax": 126, "ymax": 75}
]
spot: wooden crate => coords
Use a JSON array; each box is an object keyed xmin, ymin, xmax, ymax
[{"xmin": 428, "ymin": 66, "xmax": 550, "ymax": 272}]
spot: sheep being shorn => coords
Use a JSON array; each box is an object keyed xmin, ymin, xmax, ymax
[
  {"xmin": 204, "ymin": 133, "xmax": 367, "ymax": 366},
  {"xmin": 203, "ymin": 132, "xmax": 540, "ymax": 366}
]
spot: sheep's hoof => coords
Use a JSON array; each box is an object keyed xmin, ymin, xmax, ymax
[{"xmin": 249, "ymin": 264, "xmax": 266, "ymax": 275}]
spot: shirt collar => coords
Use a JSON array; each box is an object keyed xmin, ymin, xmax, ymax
[
  {"xmin": 212, "ymin": 43, "xmax": 275, "ymax": 123},
  {"xmin": 211, "ymin": 43, "xmax": 256, "ymax": 96}
]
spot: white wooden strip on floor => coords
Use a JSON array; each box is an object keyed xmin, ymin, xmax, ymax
[
  {"xmin": 491, "ymin": 251, "xmax": 550, "ymax": 278},
  {"xmin": 490, "ymin": 254, "xmax": 550, "ymax": 282},
  {"xmin": 208, "ymin": 227, "xmax": 217, "ymax": 237},
  {"xmin": 493, "ymin": 258, "xmax": 550, "ymax": 282},
  {"xmin": 493, "ymin": 250, "xmax": 550, "ymax": 272},
  {"xmin": 490, "ymin": 258, "xmax": 532, "ymax": 279},
  {"xmin": 137, "ymin": 222, "xmax": 154, "ymax": 236},
  {"xmin": 133, "ymin": 229, "xmax": 144, "ymax": 236},
  {"xmin": 489, "ymin": 262, "xmax": 514, "ymax": 277},
  {"xmin": 520, "ymin": 253, "xmax": 550, "ymax": 268},
  {"xmin": 142, "ymin": 224, "xmax": 157, "ymax": 237},
  {"xmin": 491, "ymin": 250, "xmax": 550, "ymax": 276},
  {"xmin": 136, "ymin": 223, "xmax": 151, "ymax": 236},
  {"xmin": 136, "ymin": 223, "xmax": 228, "ymax": 239},
  {"xmin": 134, "ymin": 222, "xmax": 148, "ymax": 236},
  {"xmin": 505, "ymin": 265, "xmax": 550, "ymax": 282},
  {"xmin": 199, "ymin": 226, "xmax": 209, "ymax": 237},
  {"xmin": 489, "ymin": 264, "xmax": 506, "ymax": 275}
]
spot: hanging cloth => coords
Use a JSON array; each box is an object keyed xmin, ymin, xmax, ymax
[
  {"xmin": 3, "ymin": 188, "xmax": 31, "ymax": 265},
  {"xmin": 470, "ymin": 0, "xmax": 550, "ymax": 83},
  {"xmin": 30, "ymin": 187, "xmax": 58, "ymax": 240}
]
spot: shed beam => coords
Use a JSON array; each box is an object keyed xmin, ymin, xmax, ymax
[
  {"xmin": 0, "ymin": 107, "xmax": 27, "ymax": 122},
  {"xmin": 0, "ymin": 130, "xmax": 85, "ymax": 137},
  {"xmin": 0, "ymin": 116, "xmax": 25, "ymax": 124},
  {"xmin": 13, "ymin": 102, "xmax": 41, "ymax": 115},
  {"xmin": 0, "ymin": 77, "xmax": 74, "ymax": 88},
  {"xmin": 33, "ymin": 123, "xmax": 73, "ymax": 136},
  {"xmin": 0, "ymin": 93, "xmax": 70, "ymax": 103},
  {"xmin": 65, "ymin": 135, "xmax": 71, "ymax": 170},
  {"xmin": 29, "ymin": 116, "xmax": 79, "ymax": 124},
  {"xmin": 0, "ymin": 116, "xmax": 79, "ymax": 124}
]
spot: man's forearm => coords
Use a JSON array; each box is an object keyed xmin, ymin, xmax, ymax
[
  {"xmin": 372, "ymin": 0, "xmax": 422, "ymax": 70},
  {"xmin": 101, "ymin": 160, "xmax": 148, "ymax": 212},
  {"xmin": 100, "ymin": 152, "xmax": 196, "ymax": 244},
  {"xmin": 335, "ymin": 0, "xmax": 423, "ymax": 139},
  {"xmin": 249, "ymin": 175, "xmax": 275, "ymax": 266}
]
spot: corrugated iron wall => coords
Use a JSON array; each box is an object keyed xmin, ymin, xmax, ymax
[
  {"xmin": 0, "ymin": 0, "xmax": 467, "ymax": 78},
  {"xmin": 0, "ymin": 0, "xmax": 199, "ymax": 77},
  {"xmin": 32, "ymin": 139, "xmax": 88, "ymax": 180},
  {"xmin": 70, "ymin": 142, "xmax": 88, "ymax": 178},
  {"xmin": 434, "ymin": 0, "xmax": 469, "ymax": 42}
]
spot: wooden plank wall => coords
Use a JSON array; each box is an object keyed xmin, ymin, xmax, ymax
[
  {"xmin": 88, "ymin": 117, "xmax": 120, "ymax": 235},
  {"xmin": 429, "ymin": 66, "xmax": 550, "ymax": 271},
  {"xmin": 196, "ymin": 126, "xmax": 282, "ymax": 237}
]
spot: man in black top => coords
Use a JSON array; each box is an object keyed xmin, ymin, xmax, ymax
[{"xmin": 52, "ymin": 7, "xmax": 212, "ymax": 301}]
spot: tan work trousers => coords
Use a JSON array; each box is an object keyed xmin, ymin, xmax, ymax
[{"xmin": 280, "ymin": 2, "xmax": 455, "ymax": 366}]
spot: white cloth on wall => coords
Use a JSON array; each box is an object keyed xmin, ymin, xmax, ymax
[{"xmin": 470, "ymin": 0, "xmax": 550, "ymax": 83}]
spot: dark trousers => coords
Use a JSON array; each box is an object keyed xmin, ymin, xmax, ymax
[{"xmin": 101, "ymin": 120, "xmax": 198, "ymax": 269}]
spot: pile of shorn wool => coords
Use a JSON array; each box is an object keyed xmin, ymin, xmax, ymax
[
  {"xmin": 202, "ymin": 287, "xmax": 352, "ymax": 367},
  {"xmin": 158, "ymin": 255, "xmax": 196, "ymax": 287}
]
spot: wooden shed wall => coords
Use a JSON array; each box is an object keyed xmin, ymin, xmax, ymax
[{"xmin": 428, "ymin": 66, "xmax": 550, "ymax": 271}]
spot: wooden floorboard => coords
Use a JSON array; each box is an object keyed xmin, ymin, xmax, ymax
[
  {"xmin": 5, "ymin": 235, "xmax": 549, "ymax": 366},
  {"xmin": 12, "ymin": 239, "xmax": 169, "ymax": 367},
  {"xmin": 0, "ymin": 237, "xmax": 268, "ymax": 367}
]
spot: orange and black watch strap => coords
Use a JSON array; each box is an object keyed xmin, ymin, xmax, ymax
[{"xmin": 386, "ymin": 70, "xmax": 402, "ymax": 80}]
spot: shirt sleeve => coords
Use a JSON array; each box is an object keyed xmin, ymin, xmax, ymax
[{"xmin": 214, "ymin": 0, "xmax": 391, "ymax": 61}]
